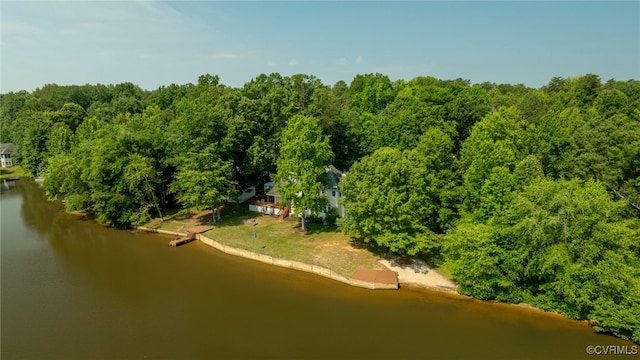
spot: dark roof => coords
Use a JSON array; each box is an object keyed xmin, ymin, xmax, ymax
[
  {"xmin": 0, "ymin": 143, "xmax": 16, "ymax": 154},
  {"xmin": 267, "ymin": 165, "xmax": 344, "ymax": 196},
  {"xmin": 324, "ymin": 165, "xmax": 344, "ymax": 189}
]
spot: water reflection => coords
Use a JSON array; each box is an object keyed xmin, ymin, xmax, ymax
[{"xmin": 0, "ymin": 179, "xmax": 19, "ymax": 194}]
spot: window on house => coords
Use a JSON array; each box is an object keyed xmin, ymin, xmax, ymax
[{"xmin": 332, "ymin": 190, "xmax": 336, "ymax": 197}]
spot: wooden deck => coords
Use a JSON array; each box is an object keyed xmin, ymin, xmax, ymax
[
  {"xmin": 169, "ymin": 231, "xmax": 196, "ymax": 247},
  {"xmin": 169, "ymin": 236, "xmax": 195, "ymax": 247},
  {"xmin": 169, "ymin": 226, "xmax": 214, "ymax": 247},
  {"xmin": 351, "ymin": 269, "xmax": 399, "ymax": 288},
  {"xmin": 278, "ymin": 206, "xmax": 290, "ymax": 219},
  {"xmin": 249, "ymin": 199, "xmax": 282, "ymax": 208}
]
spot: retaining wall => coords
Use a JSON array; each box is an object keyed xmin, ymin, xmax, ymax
[
  {"xmin": 134, "ymin": 226, "xmax": 397, "ymax": 290},
  {"xmin": 135, "ymin": 226, "xmax": 186, "ymax": 237},
  {"xmin": 196, "ymin": 233, "xmax": 397, "ymax": 290}
]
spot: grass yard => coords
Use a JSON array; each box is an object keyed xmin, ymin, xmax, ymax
[
  {"xmin": 144, "ymin": 206, "xmax": 212, "ymax": 233},
  {"xmin": 144, "ymin": 204, "xmax": 385, "ymax": 278},
  {"xmin": 205, "ymin": 206, "xmax": 386, "ymax": 277},
  {"xmin": 0, "ymin": 166, "xmax": 31, "ymax": 180}
]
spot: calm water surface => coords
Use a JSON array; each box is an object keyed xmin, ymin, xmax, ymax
[{"xmin": 1, "ymin": 181, "xmax": 635, "ymax": 359}]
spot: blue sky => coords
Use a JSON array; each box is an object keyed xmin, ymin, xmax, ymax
[{"xmin": 1, "ymin": 1, "xmax": 638, "ymax": 92}]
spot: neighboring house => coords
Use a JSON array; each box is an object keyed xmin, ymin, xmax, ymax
[
  {"xmin": 265, "ymin": 184, "xmax": 282, "ymax": 205},
  {"xmin": 248, "ymin": 184, "xmax": 284, "ymax": 216},
  {"xmin": 227, "ymin": 186, "xmax": 256, "ymax": 204},
  {"xmin": 0, "ymin": 143, "xmax": 16, "ymax": 168},
  {"xmin": 249, "ymin": 165, "xmax": 347, "ymax": 219}
]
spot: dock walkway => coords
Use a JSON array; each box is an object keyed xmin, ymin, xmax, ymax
[{"xmin": 168, "ymin": 226, "xmax": 214, "ymax": 247}]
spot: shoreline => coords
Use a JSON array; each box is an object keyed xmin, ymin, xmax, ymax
[
  {"xmin": 134, "ymin": 224, "xmax": 459, "ymax": 293},
  {"xmin": 135, "ymin": 226, "xmax": 398, "ymax": 290},
  {"xmin": 134, "ymin": 225, "xmax": 605, "ymax": 333}
]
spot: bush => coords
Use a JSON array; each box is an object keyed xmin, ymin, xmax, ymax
[{"xmin": 323, "ymin": 207, "xmax": 339, "ymax": 226}]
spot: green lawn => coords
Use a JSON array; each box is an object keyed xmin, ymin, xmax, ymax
[
  {"xmin": 144, "ymin": 206, "xmax": 214, "ymax": 233},
  {"xmin": 204, "ymin": 206, "xmax": 386, "ymax": 277},
  {"xmin": 145, "ymin": 205, "xmax": 385, "ymax": 278},
  {"xmin": 0, "ymin": 166, "xmax": 31, "ymax": 180}
]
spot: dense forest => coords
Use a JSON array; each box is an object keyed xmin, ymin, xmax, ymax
[{"xmin": 1, "ymin": 73, "xmax": 639, "ymax": 342}]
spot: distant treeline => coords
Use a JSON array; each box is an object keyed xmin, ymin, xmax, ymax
[{"xmin": 1, "ymin": 73, "xmax": 639, "ymax": 342}]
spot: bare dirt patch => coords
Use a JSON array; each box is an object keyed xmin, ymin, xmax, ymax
[
  {"xmin": 341, "ymin": 245, "xmax": 360, "ymax": 253},
  {"xmin": 241, "ymin": 218, "xmax": 260, "ymax": 226}
]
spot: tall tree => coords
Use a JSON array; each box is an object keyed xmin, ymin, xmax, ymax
[
  {"xmin": 459, "ymin": 106, "xmax": 521, "ymax": 211},
  {"xmin": 52, "ymin": 102, "xmax": 87, "ymax": 131},
  {"xmin": 443, "ymin": 84, "xmax": 490, "ymax": 145},
  {"xmin": 348, "ymin": 73, "xmax": 396, "ymax": 115},
  {"xmin": 169, "ymin": 144, "xmax": 235, "ymax": 223},
  {"xmin": 274, "ymin": 115, "xmax": 333, "ymax": 231},
  {"xmin": 340, "ymin": 131, "xmax": 456, "ymax": 256},
  {"xmin": 17, "ymin": 111, "xmax": 53, "ymax": 175}
]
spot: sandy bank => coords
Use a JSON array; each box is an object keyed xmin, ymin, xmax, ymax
[{"xmin": 378, "ymin": 258, "xmax": 458, "ymax": 293}]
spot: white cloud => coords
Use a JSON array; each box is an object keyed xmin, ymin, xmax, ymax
[
  {"xmin": 355, "ymin": 55, "xmax": 365, "ymax": 65},
  {"xmin": 336, "ymin": 57, "xmax": 348, "ymax": 65},
  {"xmin": 289, "ymin": 58, "xmax": 298, "ymax": 65}
]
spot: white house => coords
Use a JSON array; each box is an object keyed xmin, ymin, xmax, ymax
[
  {"xmin": 249, "ymin": 165, "xmax": 346, "ymax": 219},
  {"xmin": 318, "ymin": 165, "xmax": 347, "ymax": 218},
  {"xmin": 0, "ymin": 143, "xmax": 16, "ymax": 168},
  {"xmin": 227, "ymin": 186, "xmax": 256, "ymax": 204}
]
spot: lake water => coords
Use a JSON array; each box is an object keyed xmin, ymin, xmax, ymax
[{"xmin": 1, "ymin": 180, "xmax": 636, "ymax": 359}]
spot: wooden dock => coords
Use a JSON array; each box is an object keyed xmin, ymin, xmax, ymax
[
  {"xmin": 169, "ymin": 232, "xmax": 195, "ymax": 247},
  {"xmin": 168, "ymin": 226, "xmax": 214, "ymax": 247}
]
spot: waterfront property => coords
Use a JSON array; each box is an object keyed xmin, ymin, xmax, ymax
[
  {"xmin": 0, "ymin": 143, "xmax": 16, "ymax": 167},
  {"xmin": 6, "ymin": 180, "xmax": 629, "ymax": 360},
  {"xmin": 249, "ymin": 165, "xmax": 347, "ymax": 219}
]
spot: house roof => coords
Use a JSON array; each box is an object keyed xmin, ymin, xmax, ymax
[
  {"xmin": 324, "ymin": 165, "xmax": 344, "ymax": 189},
  {"xmin": 0, "ymin": 143, "xmax": 16, "ymax": 154},
  {"xmin": 266, "ymin": 185, "xmax": 280, "ymax": 197},
  {"xmin": 267, "ymin": 165, "xmax": 345, "ymax": 197}
]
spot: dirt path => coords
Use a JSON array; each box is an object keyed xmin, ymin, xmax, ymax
[{"xmin": 378, "ymin": 258, "xmax": 458, "ymax": 293}]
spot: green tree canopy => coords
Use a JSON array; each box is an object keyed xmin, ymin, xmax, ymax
[
  {"xmin": 169, "ymin": 144, "xmax": 235, "ymax": 223},
  {"xmin": 274, "ymin": 115, "xmax": 333, "ymax": 231},
  {"xmin": 340, "ymin": 134, "xmax": 456, "ymax": 256}
]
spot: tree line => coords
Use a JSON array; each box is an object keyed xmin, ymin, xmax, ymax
[{"xmin": 1, "ymin": 72, "xmax": 639, "ymax": 342}]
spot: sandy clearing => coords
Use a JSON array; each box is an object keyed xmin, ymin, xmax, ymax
[{"xmin": 378, "ymin": 258, "xmax": 458, "ymax": 293}]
